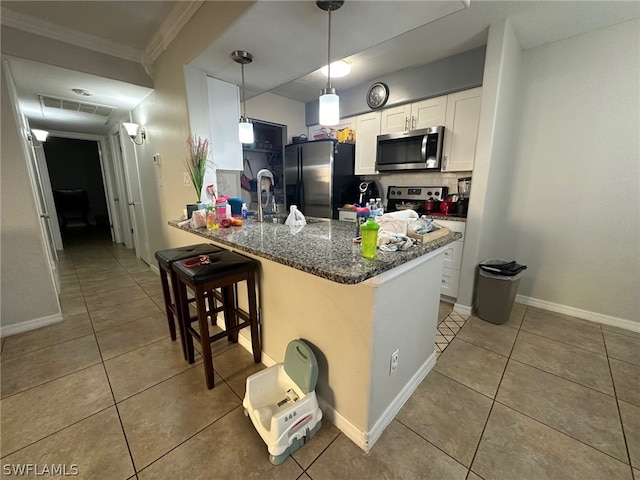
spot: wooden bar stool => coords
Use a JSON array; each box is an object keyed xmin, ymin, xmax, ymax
[
  {"xmin": 172, "ymin": 250, "xmax": 261, "ymax": 389},
  {"xmin": 154, "ymin": 244, "xmax": 224, "ymax": 358}
]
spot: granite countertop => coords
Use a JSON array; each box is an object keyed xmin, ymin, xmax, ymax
[{"xmin": 170, "ymin": 218, "xmax": 461, "ymax": 285}]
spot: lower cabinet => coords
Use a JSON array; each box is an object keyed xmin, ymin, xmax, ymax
[
  {"xmin": 435, "ymin": 219, "xmax": 466, "ymax": 298},
  {"xmin": 338, "ymin": 210, "xmax": 357, "ymax": 222}
]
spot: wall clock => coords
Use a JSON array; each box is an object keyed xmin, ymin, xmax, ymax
[{"xmin": 366, "ymin": 82, "xmax": 389, "ymax": 109}]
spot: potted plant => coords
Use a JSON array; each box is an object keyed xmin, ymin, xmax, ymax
[{"xmin": 185, "ymin": 134, "xmax": 210, "ymax": 219}]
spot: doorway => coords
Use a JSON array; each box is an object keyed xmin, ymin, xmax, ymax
[{"xmin": 44, "ymin": 137, "xmax": 112, "ymax": 246}]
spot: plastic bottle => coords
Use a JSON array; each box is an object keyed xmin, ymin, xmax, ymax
[
  {"xmin": 241, "ymin": 203, "xmax": 248, "ymax": 220},
  {"xmin": 205, "ymin": 204, "xmax": 217, "ymax": 230},
  {"xmin": 360, "ymin": 217, "xmax": 380, "ymax": 259},
  {"xmin": 216, "ymin": 198, "xmax": 228, "ymax": 222},
  {"xmin": 376, "ymin": 198, "xmax": 383, "ymax": 216}
]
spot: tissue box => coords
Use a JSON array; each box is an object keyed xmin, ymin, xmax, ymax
[{"xmin": 407, "ymin": 226, "xmax": 450, "ymax": 243}]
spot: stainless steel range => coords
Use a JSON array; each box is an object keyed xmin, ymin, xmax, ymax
[{"xmin": 386, "ymin": 185, "xmax": 448, "ymax": 214}]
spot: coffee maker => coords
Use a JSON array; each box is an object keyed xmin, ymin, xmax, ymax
[
  {"xmin": 357, "ymin": 181, "xmax": 382, "ymax": 206},
  {"xmin": 454, "ymin": 176, "xmax": 471, "ymax": 216}
]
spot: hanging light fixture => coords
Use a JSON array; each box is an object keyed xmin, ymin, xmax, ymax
[
  {"xmin": 231, "ymin": 50, "xmax": 254, "ymax": 144},
  {"xmin": 317, "ymin": 0, "xmax": 344, "ymax": 126}
]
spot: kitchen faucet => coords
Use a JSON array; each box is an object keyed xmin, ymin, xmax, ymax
[{"xmin": 256, "ymin": 168, "xmax": 277, "ymax": 222}]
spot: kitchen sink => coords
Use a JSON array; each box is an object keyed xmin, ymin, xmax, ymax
[{"xmin": 265, "ymin": 214, "xmax": 325, "ymax": 224}]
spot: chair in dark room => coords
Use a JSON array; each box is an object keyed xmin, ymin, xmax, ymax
[{"xmin": 53, "ymin": 189, "xmax": 92, "ymax": 229}]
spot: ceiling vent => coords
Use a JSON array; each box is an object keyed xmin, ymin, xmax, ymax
[{"xmin": 39, "ymin": 95, "xmax": 116, "ymax": 118}]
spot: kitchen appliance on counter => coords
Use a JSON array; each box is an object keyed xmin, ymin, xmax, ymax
[
  {"xmin": 284, "ymin": 139, "xmax": 358, "ymax": 220},
  {"xmin": 454, "ymin": 176, "xmax": 472, "ymax": 216},
  {"xmin": 376, "ymin": 126, "xmax": 444, "ymax": 172},
  {"xmin": 386, "ymin": 186, "xmax": 448, "ymax": 215},
  {"xmin": 357, "ymin": 180, "xmax": 382, "ymax": 205}
]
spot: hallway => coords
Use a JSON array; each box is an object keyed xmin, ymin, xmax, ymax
[{"xmin": 0, "ymin": 237, "xmax": 638, "ymax": 479}]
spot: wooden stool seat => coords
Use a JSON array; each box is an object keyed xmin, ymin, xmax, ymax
[
  {"xmin": 172, "ymin": 250, "xmax": 261, "ymax": 389},
  {"xmin": 155, "ymin": 244, "xmax": 224, "ymax": 358}
]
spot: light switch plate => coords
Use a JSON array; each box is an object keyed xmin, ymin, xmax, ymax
[{"xmin": 153, "ymin": 153, "xmax": 161, "ymax": 165}]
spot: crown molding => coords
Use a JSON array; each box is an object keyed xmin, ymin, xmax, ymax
[
  {"xmin": 0, "ymin": 7, "xmax": 143, "ymax": 64},
  {"xmin": 144, "ymin": 1, "xmax": 204, "ymax": 62}
]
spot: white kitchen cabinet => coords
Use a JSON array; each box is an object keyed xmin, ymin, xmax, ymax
[
  {"xmin": 441, "ymin": 87, "xmax": 482, "ymax": 172},
  {"xmin": 380, "ymin": 95, "xmax": 447, "ymax": 134},
  {"xmin": 434, "ymin": 219, "xmax": 465, "ymax": 298},
  {"xmin": 308, "ymin": 117, "xmax": 355, "ymax": 141},
  {"xmin": 338, "ymin": 210, "xmax": 357, "ymax": 222},
  {"xmin": 207, "ymin": 77, "xmax": 242, "ymax": 170},
  {"xmin": 354, "ymin": 111, "xmax": 381, "ymax": 175}
]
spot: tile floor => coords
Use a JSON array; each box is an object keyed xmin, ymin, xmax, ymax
[{"xmin": 1, "ymin": 230, "xmax": 639, "ymax": 479}]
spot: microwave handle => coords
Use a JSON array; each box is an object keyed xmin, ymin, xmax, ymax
[{"xmin": 411, "ymin": 116, "xmax": 416, "ymax": 130}]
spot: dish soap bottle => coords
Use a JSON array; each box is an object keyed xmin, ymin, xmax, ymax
[{"xmin": 360, "ymin": 217, "xmax": 380, "ymax": 259}]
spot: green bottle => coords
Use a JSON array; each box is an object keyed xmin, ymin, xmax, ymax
[{"xmin": 360, "ymin": 217, "xmax": 380, "ymax": 259}]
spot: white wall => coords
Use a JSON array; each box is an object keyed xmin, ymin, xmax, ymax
[
  {"xmin": 246, "ymin": 92, "xmax": 306, "ymax": 144},
  {"xmin": 507, "ymin": 19, "xmax": 639, "ymax": 323},
  {"xmin": 1, "ymin": 65, "xmax": 60, "ymax": 332}
]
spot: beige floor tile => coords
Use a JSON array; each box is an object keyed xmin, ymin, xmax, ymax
[
  {"xmin": 85, "ymin": 284, "xmax": 148, "ymax": 312},
  {"xmin": 149, "ymin": 293, "xmax": 166, "ymax": 314},
  {"xmin": 211, "ymin": 344, "xmax": 265, "ymax": 398},
  {"xmin": 1, "ymin": 313, "xmax": 93, "ymax": 358},
  {"xmin": 456, "ymin": 316, "xmax": 519, "ymax": 356},
  {"xmin": 89, "ymin": 297, "xmax": 161, "ymax": 332},
  {"xmin": 0, "ymin": 365, "xmax": 113, "ymax": 456},
  {"xmin": 1, "ymin": 335, "xmax": 101, "ymax": 398},
  {"xmin": 105, "ymin": 338, "xmax": 198, "ymax": 402},
  {"xmin": 75, "ymin": 265, "xmax": 129, "ymax": 282},
  {"xmin": 604, "ymin": 330, "xmax": 640, "ymax": 367},
  {"xmin": 307, "ymin": 420, "xmax": 467, "ymax": 480},
  {"xmin": 80, "ymin": 274, "xmax": 138, "ymax": 296},
  {"xmin": 130, "ymin": 270, "xmax": 159, "ymax": 284},
  {"xmin": 1, "ymin": 407, "xmax": 134, "ymax": 480},
  {"xmin": 59, "ymin": 295, "xmax": 87, "ymax": 316},
  {"xmin": 602, "ymin": 324, "xmax": 640, "ymax": 339},
  {"xmin": 434, "ymin": 338, "xmax": 508, "ymax": 398},
  {"xmin": 635, "ymin": 468, "xmax": 640, "ymax": 480},
  {"xmin": 438, "ymin": 301, "xmax": 454, "ymax": 323},
  {"xmin": 118, "ymin": 259, "xmax": 153, "ymax": 274},
  {"xmin": 96, "ymin": 314, "xmax": 170, "ymax": 360},
  {"xmin": 511, "ymin": 331, "xmax": 614, "ymax": 396},
  {"xmin": 497, "ymin": 360, "xmax": 627, "ymax": 462},
  {"xmin": 139, "ymin": 279, "xmax": 163, "ymax": 298},
  {"xmin": 467, "ymin": 472, "xmax": 485, "ymax": 480},
  {"xmin": 502, "ymin": 302, "xmax": 526, "ymax": 329},
  {"xmin": 611, "ymin": 358, "xmax": 640, "ymax": 407},
  {"xmin": 137, "ymin": 407, "xmax": 303, "ymax": 480},
  {"xmin": 521, "ymin": 309, "xmax": 606, "ymax": 355},
  {"xmin": 472, "ymin": 403, "xmax": 632, "ymax": 480},
  {"xmin": 290, "ymin": 419, "xmax": 341, "ymax": 469},
  {"xmin": 620, "ymin": 400, "xmax": 640, "ymax": 468},
  {"xmin": 119, "ymin": 366, "xmax": 240, "ymax": 469},
  {"xmin": 396, "ymin": 370, "xmax": 492, "ymax": 467}
]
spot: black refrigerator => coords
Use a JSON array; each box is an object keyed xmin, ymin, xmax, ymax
[{"xmin": 283, "ymin": 140, "xmax": 358, "ymax": 220}]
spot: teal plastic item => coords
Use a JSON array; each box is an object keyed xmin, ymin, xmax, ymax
[{"xmin": 283, "ymin": 339, "xmax": 318, "ymax": 395}]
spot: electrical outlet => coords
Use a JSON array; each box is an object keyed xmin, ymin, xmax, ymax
[
  {"xmin": 153, "ymin": 153, "xmax": 161, "ymax": 165},
  {"xmin": 390, "ymin": 349, "xmax": 399, "ymax": 375},
  {"xmin": 183, "ymin": 173, "xmax": 192, "ymax": 187}
]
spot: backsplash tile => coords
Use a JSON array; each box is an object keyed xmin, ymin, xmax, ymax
[{"xmin": 362, "ymin": 171, "xmax": 472, "ymax": 205}]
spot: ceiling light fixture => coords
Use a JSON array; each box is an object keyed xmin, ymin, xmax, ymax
[
  {"xmin": 317, "ymin": 0, "xmax": 344, "ymax": 126},
  {"xmin": 231, "ymin": 50, "xmax": 254, "ymax": 144},
  {"xmin": 123, "ymin": 122, "xmax": 146, "ymax": 145},
  {"xmin": 320, "ymin": 60, "xmax": 350, "ymax": 78},
  {"xmin": 71, "ymin": 88, "xmax": 92, "ymax": 97}
]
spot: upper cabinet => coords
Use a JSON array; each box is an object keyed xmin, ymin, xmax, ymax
[
  {"xmin": 380, "ymin": 96, "xmax": 447, "ymax": 134},
  {"xmin": 207, "ymin": 77, "xmax": 243, "ymax": 170},
  {"xmin": 441, "ymin": 87, "xmax": 482, "ymax": 172},
  {"xmin": 354, "ymin": 111, "xmax": 381, "ymax": 175}
]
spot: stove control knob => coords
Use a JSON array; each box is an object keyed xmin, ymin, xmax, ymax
[
  {"xmin": 434, "ymin": 191, "xmax": 440, "ymax": 197},
  {"xmin": 427, "ymin": 191, "xmax": 432, "ymax": 196}
]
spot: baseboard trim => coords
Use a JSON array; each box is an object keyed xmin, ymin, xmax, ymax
[
  {"xmin": 0, "ymin": 313, "xmax": 63, "ymax": 338},
  {"xmin": 149, "ymin": 264, "xmax": 160, "ymax": 276},
  {"xmin": 453, "ymin": 302, "xmax": 473, "ymax": 316},
  {"xmin": 515, "ymin": 295, "xmax": 640, "ymax": 333},
  {"xmin": 365, "ymin": 351, "xmax": 438, "ymax": 451}
]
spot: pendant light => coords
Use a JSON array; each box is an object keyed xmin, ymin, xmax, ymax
[
  {"xmin": 231, "ymin": 50, "xmax": 254, "ymax": 144},
  {"xmin": 317, "ymin": 1, "xmax": 344, "ymax": 126}
]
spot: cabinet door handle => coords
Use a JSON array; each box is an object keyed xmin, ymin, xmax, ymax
[
  {"xmin": 442, "ymin": 155, "xmax": 448, "ymax": 171},
  {"xmin": 404, "ymin": 117, "xmax": 409, "ymax": 131},
  {"xmin": 411, "ymin": 116, "xmax": 416, "ymax": 130}
]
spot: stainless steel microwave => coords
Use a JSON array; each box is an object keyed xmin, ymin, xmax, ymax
[{"xmin": 376, "ymin": 126, "xmax": 444, "ymax": 172}]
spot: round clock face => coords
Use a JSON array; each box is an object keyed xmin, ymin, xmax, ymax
[{"xmin": 367, "ymin": 82, "xmax": 389, "ymax": 109}]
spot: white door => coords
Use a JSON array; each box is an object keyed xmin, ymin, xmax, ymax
[
  {"xmin": 29, "ymin": 144, "xmax": 61, "ymax": 293},
  {"xmin": 411, "ymin": 95, "xmax": 448, "ymax": 130},
  {"xmin": 380, "ymin": 104, "xmax": 411, "ymax": 134},
  {"xmin": 111, "ymin": 133, "xmax": 134, "ymax": 248},
  {"xmin": 442, "ymin": 87, "xmax": 482, "ymax": 172},
  {"xmin": 119, "ymin": 128, "xmax": 150, "ymax": 264},
  {"xmin": 354, "ymin": 111, "xmax": 381, "ymax": 175}
]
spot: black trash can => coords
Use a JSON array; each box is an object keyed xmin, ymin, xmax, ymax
[{"xmin": 477, "ymin": 259, "xmax": 527, "ymax": 325}]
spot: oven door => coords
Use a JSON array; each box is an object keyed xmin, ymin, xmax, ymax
[{"xmin": 376, "ymin": 126, "xmax": 443, "ymax": 171}]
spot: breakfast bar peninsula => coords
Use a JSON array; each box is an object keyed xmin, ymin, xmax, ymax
[{"xmin": 169, "ymin": 217, "xmax": 460, "ymax": 451}]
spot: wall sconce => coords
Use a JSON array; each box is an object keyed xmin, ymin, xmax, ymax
[
  {"xmin": 231, "ymin": 50, "xmax": 254, "ymax": 144},
  {"xmin": 123, "ymin": 122, "xmax": 146, "ymax": 145},
  {"xmin": 28, "ymin": 128, "xmax": 49, "ymax": 147},
  {"xmin": 317, "ymin": 0, "xmax": 344, "ymax": 126}
]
